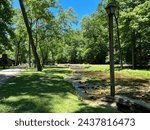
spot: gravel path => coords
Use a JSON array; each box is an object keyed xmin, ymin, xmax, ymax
[{"xmin": 0, "ymin": 68, "xmax": 25, "ymax": 86}]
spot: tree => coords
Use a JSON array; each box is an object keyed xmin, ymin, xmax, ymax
[
  {"xmin": 22, "ymin": 0, "xmax": 59, "ymax": 66},
  {"xmin": 0, "ymin": 0, "xmax": 14, "ymax": 53},
  {"xmin": 119, "ymin": 0, "xmax": 150, "ymax": 68},
  {"xmin": 3, "ymin": 0, "xmax": 149, "ymax": 68},
  {"xmin": 80, "ymin": 6, "xmax": 108, "ymax": 64},
  {"xmin": 19, "ymin": 0, "xmax": 42, "ymax": 71}
]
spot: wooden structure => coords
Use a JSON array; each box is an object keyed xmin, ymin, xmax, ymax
[{"xmin": 0, "ymin": 54, "xmax": 15, "ymax": 69}]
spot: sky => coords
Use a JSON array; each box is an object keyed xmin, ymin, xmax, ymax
[{"xmin": 13, "ymin": 0, "xmax": 102, "ymax": 28}]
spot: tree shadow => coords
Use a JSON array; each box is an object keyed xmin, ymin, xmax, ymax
[
  {"xmin": 78, "ymin": 71, "xmax": 150, "ymax": 103},
  {"xmin": 44, "ymin": 65, "xmax": 69, "ymax": 69},
  {"xmin": 0, "ymin": 98, "xmax": 52, "ymax": 113},
  {"xmin": 116, "ymin": 78, "xmax": 149, "ymax": 88},
  {"xmin": 1, "ymin": 66, "xmax": 149, "ymax": 112},
  {"xmin": 0, "ymin": 74, "xmax": 76, "ymax": 99},
  {"xmin": 44, "ymin": 69, "xmax": 72, "ymax": 74},
  {"xmin": 0, "ymin": 68, "xmax": 78, "ymax": 112},
  {"xmin": 75, "ymin": 103, "xmax": 119, "ymax": 113}
]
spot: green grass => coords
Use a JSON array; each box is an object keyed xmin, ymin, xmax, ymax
[
  {"xmin": 0, "ymin": 66, "xmax": 118, "ymax": 113},
  {"xmin": 82, "ymin": 64, "xmax": 109, "ymax": 72},
  {"xmin": 76, "ymin": 64, "xmax": 150, "ymax": 103},
  {"xmin": 82, "ymin": 64, "xmax": 150, "ymax": 78},
  {"xmin": 0, "ymin": 66, "xmax": 16, "ymax": 70},
  {"xmin": 120, "ymin": 69, "xmax": 150, "ymax": 78}
]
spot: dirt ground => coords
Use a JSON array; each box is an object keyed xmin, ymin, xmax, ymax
[{"xmin": 80, "ymin": 71, "xmax": 150, "ymax": 104}]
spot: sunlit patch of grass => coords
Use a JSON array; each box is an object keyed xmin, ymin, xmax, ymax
[
  {"xmin": 81, "ymin": 64, "xmax": 109, "ymax": 72},
  {"xmin": 81, "ymin": 64, "xmax": 150, "ymax": 79},
  {"xmin": 119, "ymin": 69, "xmax": 150, "ymax": 79}
]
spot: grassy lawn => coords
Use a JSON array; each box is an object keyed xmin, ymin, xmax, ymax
[
  {"xmin": 0, "ymin": 66, "xmax": 118, "ymax": 113},
  {"xmin": 77, "ymin": 64, "xmax": 150, "ymax": 103},
  {"xmin": 0, "ymin": 67, "xmax": 8, "ymax": 70}
]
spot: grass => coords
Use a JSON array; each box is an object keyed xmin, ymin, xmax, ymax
[
  {"xmin": 0, "ymin": 66, "xmax": 16, "ymax": 70},
  {"xmin": 0, "ymin": 66, "xmax": 118, "ymax": 113},
  {"xmin": 120, "ymin": 69, "xmax": 150, "ymax": 78},
  {"xmin": 82, "ymin": 64, "xmax": 150, "ymax": 78},
  {"xmin": 82, "ymin": 64, "xmax": 109, "ymax": 72},
  {"xmin": 0, "ymin": 67, "xmax": 8, "ymax": 70},
  {"xmin": 76, "ymin": 64, "xmax": 150, "ymax": 103}
]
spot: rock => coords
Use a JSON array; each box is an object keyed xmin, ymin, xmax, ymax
[{"xmin": 115, "ymin": 95, "xmax": 150, "ymax": 113}]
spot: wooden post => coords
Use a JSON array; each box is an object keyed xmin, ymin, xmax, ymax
[{"xmin": 108, "ymin": 13, "xmax": 115, "ymax": 97}]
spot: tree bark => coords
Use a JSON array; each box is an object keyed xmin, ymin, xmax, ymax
[
  {"xmin": 131, "ymin": 32, "xmax": 136, "ymax": 69},
  {"xmin": 15, "ymin": 40, "xmax": 20, "ymax": 66},
  {"xmin": 28, "ymin": 38, "xmax": 32, "ymax": 67},
  {"xmin": 114, "ymin": 15, "xmax": 123, "ymax": 69},
  {"xmin": 28, "ymin": 19, "xmax": 32, "ymax": 68},
  {"xmin": 39, "ymin": 45, "xmax": 45, "ymax": 67},
  {"xmin": 19, "ymin": 0, "xmax": 42, "ymax": 71},
  {"xmin": 139, "ymin": 33, "xmax": 142, "ymax": 67}
]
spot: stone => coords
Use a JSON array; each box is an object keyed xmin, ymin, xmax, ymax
[{"xmin": 115, "ymin": 95, "xmax": 150, "ymax": 113}]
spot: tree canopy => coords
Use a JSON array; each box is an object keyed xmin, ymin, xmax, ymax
[
  {"xmin": 0, "ymin": 0, "xmax": 14, "ymax": 53},
  {"xmin": 0, "ymin": 0, "xmax": 149, "ymax": 69}
]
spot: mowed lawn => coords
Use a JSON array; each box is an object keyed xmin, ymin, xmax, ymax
[{"xmin": 0, "ymin": 66, "xmax": 118, "ymax": 113}]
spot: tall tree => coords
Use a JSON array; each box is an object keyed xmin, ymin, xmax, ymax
[
  {"xmin": 18, "ymin": 0, "xmax": 42, "ymax": 71},
  {"xmin": 119, "ymin": 0, "xmax": 150, "ymax": 68}
]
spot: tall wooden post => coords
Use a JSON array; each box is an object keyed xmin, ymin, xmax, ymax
[
  {"xmin": 108, "ymin": 13, "xmax": 115, "ymax": 97},
  {"xmin": 106, "ymin": 3, "xmax": 116, "ymax": 97}
]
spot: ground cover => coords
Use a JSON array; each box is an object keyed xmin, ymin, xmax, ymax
[
  {"xmin": 76, "ymin": 64, "xmax": 150, "ymax": 103},
  {"xmin": 0, "ymin": 66, "xmax": 118, "ymax": 113}
]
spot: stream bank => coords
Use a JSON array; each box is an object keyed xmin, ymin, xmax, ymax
[{"xmin": 65, "ymin": 64, "xmax": 117, "ymax": 108}]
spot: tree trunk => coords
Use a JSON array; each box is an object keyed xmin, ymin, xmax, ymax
[
  {"xmin": 131, "ymin": 32, "xmax": 136, "ymax": 69},
  {"xmin": 39, "ymin": 45, "xmax": 45, "ymax": 67},
  {"xmin": 139, "ymin": 33, "xmax": 142, "ymax": 67},
  {"xmin": 35, "ymin": 19, "xmax": 38, "ymax": 48},
  {"xmin": 51, "ymin": 50, "xmax": 55, "ymax": 65},
  {"xmin": 15, "ymin": 40, "xmax": 20, "ymax": 66},
  {"xmin": 114, "ymin": 15, "xmax": 123, "ymax": 69},
  {"xmin": 28, "ymin": 19, "xmax": 32, "ymax": 68},
  {"xmin": 28, "ymin": 38, "xmax": 32, "ymax": 67},
  {"xmin": 19, "ymin": 0, "xmax": 42, "ymax": 71}
]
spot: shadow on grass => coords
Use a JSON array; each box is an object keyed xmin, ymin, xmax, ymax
[
  {"xmin": 0, "ymin": 67, "xmax": 119, "ymax": 113},
  {"xmin": 116, "ymin": 78, "xmax": 149, "ymax": 88},
  {"xmin": 0, "ymin": 68, "xmax": 75, "ymax": 112},
  {"xmin": 80, "ymin": 71, "xmax": 150, "ymax": 103},
  {"xmin": 0, "ymin": 75, "xmax": 75, "ymax": 97},
  {"xmin": 75, "ymin": 103, "xmax": 119, "ymax": 113},
  {"xmin": 44, "ymin": 69, "xmax": 72, "ymax": 75},
  {"xmin": 44, "ymin": 65, "xmax": 69, "ymax": 69},
  {"xmin": 0, "ymin": 98, "xmax": 50, "ymax": 113},
  {"xmin": 81, "ymin": 71, "xmax": 149, "ymax": 88}
]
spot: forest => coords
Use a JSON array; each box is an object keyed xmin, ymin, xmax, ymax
[{"xmin": 1, "ymin": 0, "xmax": 150, "ymax": 70}]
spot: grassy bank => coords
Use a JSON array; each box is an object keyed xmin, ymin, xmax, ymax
[{"xmin": 0, "ymin": 66, "xmax": 118, "ymax": 113}]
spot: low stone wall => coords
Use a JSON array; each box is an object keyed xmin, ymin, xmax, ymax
[{"xmin": 115, "ymin": 95, "xmax": 150, "ymax": 113}]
